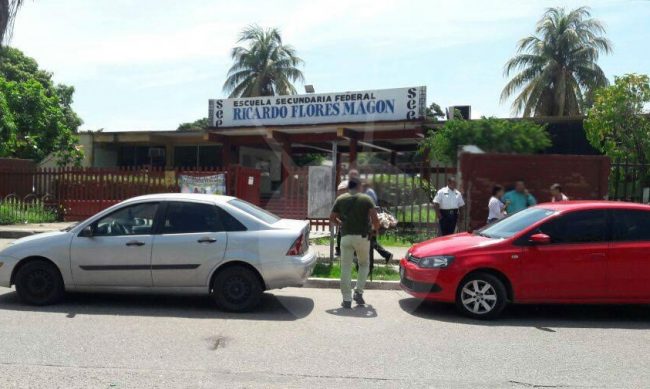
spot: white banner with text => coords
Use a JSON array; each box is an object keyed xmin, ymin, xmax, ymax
[{"xmin": 209, "ymin": 86, "xmax": 426, "ymax": 128}]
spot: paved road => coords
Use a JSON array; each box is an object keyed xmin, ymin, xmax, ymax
[
  {"xmin": 1, "ymin": 286, "xmax": 650, "ymax": 388},
  {"xmin": 2, "ymin": 238, "xmax": 650, "ymax": 387}
]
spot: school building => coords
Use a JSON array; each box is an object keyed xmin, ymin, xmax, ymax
[{"xmin": 77, "ymin": 86, "xmax": 596, "ymax": 195}]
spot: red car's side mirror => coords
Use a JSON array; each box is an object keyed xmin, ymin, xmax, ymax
[{"xmin": 529, "ymin": 233, "xmax": 551, "ymax": 245}]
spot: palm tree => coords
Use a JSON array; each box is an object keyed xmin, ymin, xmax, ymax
[
  {"xmin": 223, "ymin": 25, "xmax": 304, "ymax": 98},
  {"xmin": 1, "ymin": 0, "xmax": 24, "ymax": 47},
  {"xmin": 501, "ymin": 7, "xmax": 612, "ymax": 117}
]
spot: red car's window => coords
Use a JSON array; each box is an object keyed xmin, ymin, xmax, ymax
[
  {"xmin": 537, "ymin": 210, "xmax": 608, "ymax": 244},
  {"xmin": 611, "ymin": 210, "xmax": 650, "ymax": 242},
  {"xmin": 479, "ymin": 207, "xmax": 555, "ymax": 239}
]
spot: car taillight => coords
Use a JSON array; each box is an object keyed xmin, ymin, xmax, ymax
[{"xmin": 286, "ymin": 234, "xmax": 305, "ymax": 256}]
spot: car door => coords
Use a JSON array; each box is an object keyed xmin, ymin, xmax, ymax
[
  {"xmin": 516, "ymin": 209, "xmax": 609, "ymax": 301},
  {"xmin": 70, "ymin": 202, "xmax": 160, "ymax": 286},
  {"xmin": 608, "ymin": 209, "xmax": 650, "ymax": 299},
  {"xmin": 151, "ymin": 201, "xmax": 228, "ymax": 287}
]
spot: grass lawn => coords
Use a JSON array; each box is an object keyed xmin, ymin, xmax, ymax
[
  {"xmin": 311, "ymin": 231, "xmax": 434, "ymax": 247},
  {"xmin": 311, "ymin": 236, "xmax": 331, "ymax": 245},
  {"xmin": 395, "ymin": 205, "xmax": 437, "ymax": 224},
  {"xmin": 311, "ymin": 261, "xmax": 400, "ymax": 281}
]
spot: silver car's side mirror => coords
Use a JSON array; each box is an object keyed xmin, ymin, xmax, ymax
[{"xmin": 79, "ymin": 226, "xmax": 94, "ymax": 238}]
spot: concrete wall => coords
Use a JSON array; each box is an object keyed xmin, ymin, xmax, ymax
[
  {"xmin": 93, "ymin": 145, "xmax": 118, "ymax": 167},
  {"xmin": 459, "ymin": 153, "xmax": 610, "ymax": 230}
]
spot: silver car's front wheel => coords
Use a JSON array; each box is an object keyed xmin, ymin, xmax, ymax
[{"xmin": 455, "ymin": 273, "xmax": 507, "ymax": 319}]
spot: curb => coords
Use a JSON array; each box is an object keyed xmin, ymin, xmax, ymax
[{"xmin": 304, "ymin": 277, "xmax": 401, "ymax": 290}]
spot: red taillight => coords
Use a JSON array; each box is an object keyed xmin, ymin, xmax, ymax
[{"xmin": 286, "ymin": 234, "xmax": 305, "ymax": 256}]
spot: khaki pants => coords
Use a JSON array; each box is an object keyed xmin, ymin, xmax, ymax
[{"xmin": 340, "ymin": 234, "xmax": 371, "ymax": 302}]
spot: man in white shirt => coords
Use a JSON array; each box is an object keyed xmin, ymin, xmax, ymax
[{"xmin": 433, "ymin": 177, "xmax": 465, "ymax": 236}]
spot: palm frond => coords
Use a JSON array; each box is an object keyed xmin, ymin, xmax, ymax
[
  {"xmin": 1, "ymin": 0, "xmax": 25, "ymax": 46},
  {"xmin": 501, "ymin": 6, "xmax": 611, "ymax": 117},
  {"xmin": 223, "ymin": 25, "xmax": 304, "ymax": 98}
]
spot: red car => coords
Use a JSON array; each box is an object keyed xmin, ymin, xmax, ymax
[{"xmin": 400, "ymin": 201, "xmax": 650, "ymax": 319}]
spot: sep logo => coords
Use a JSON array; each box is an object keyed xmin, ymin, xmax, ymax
[
  {"xmin": 213, "ymin": 100, "xmax": 224, "ymax": 127},
  {"xmin": 406, "ymin": 88, "xmax": 417, "ymax": 120}
]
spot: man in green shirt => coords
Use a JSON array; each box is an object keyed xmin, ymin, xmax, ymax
[
  {"xmin": 330, "ymin": 177, "xmax": 380, "ymax": 309},
  {"xmin": 503, "ymin": 180, "xmax": 537, "ymax": 214}
]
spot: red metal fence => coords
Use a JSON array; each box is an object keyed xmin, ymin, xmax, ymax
[
  {"xmin": 1, "ymin": 160, "xmax": 453, "ymax": 230},
  {"xmin": 0, "ymin": 165, "xmax": 261, "ymax": 221}
]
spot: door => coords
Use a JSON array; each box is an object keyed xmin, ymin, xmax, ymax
[
  {"xmin": 70, "ymin": 202, "xmax": 159, "ymax": 286},
  {"xmin": 151, "ymin": 201, "xmax": 228, "ymax": 287},
  {"xmin": 608, "ymin": 209, "xmax": 650, "ymax": 299},
  {"xmin": 517, "ymin": 210, "xmax": 609, "ymax": 301}
]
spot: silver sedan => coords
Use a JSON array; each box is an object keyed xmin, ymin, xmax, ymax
[{"xmin": 0, "ymin": 194, "xmax": 317, "ymax": 311}]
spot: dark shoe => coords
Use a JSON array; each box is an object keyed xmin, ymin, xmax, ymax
[
  {"xmin": 384, "ymin": 253, "xmax": 393, "ymax": 265},
  {"xmin": 353, "ymin": 292, "xmax": 365, "ymax": 305},
  {"xmin": 341, "ymin": 301, "xmax": 352, "ymax": 309},
  {"xmin": 335, "ymin": 249, "xmax": 341, "ymax": 257}
]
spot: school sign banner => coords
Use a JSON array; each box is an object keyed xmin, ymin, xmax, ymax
[{"xmin": 209, "ymin": 86, "xmax": 426, "ymax": 128}]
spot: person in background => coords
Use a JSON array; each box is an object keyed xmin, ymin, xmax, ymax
[
  {"xmin": 487, "ymin": 185, "xmax": 507, "ymax": 224},
  {"xmin": 362, "ymin": 181, "xmax": 393, "ymax": 265},
  {"xmin": 330, "ymin": 176, "xmax": 380, "ymax": 309},
  {"xmin": 550, "ymin": 183, "xmax": 569, "ymax": 202},
  {"xmin": 433, "ymin": 177, "xmax": 465, "ymax": 236},
  {"xmin": 503, "ymin": 180, "xmax": 536, "ymax": 214},
  {"xmin": 335, "ymin": 169, "xmax": 359, "ymax": 256}
]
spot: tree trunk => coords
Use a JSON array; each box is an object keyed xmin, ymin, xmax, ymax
[{"xmin": 0, "ymin": 0, "xmax": 9, "ymax": 46}]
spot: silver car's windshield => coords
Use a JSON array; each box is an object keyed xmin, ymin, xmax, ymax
[
  {"xmin": 228, "ymin": 199, "xmax": 281, "ymax": 224},
  {"xmin": 477, "ymin": 207, "xmax": 556, "ymax": 239}
]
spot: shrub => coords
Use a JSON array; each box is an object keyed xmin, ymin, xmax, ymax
[
  {"xmin": 420, "ymin": 117, "xmax": 551, "ymax": 163},
  {"xmin": 0, "ymin": 200, "xmax": 58, "ymax": 225}
]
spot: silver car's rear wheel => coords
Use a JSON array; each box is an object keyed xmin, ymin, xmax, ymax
[
  {"xmin": 211, "ymin": 265, "xmax": 263, "ymax": 312},
  {"xmin": 455, "ymin": 273, "xmax": 507, "ymax": 319}
]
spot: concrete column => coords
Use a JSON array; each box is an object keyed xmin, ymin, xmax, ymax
[
  {"xmin": 420, "ymin": 147, "xmax": 431, "ymax": 182},
  {"xmin": 165, "ymin": 144, "xmax": 174, "ymax": 168},
  {"xmin": 222, "ymin": 138, "xmax": 231, "ymax": 168},
  {"xmin": 349, "ymin": 138, "xmax": 358, "ymax": 168},
  {"xmin": 281, "ymin": 141, "xmax": 292, "ymax": 186}
]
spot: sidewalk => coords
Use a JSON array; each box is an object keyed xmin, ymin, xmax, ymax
[
  {"xmin": 310, "ymin": 243, "xmax": 410, "ymax": 263},
  {"xmin": 0, "ymin": 222, "xmax": 77, "ymax": 239}
]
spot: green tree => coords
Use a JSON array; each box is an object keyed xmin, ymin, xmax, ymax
[
  {"xmin": 420, "ymin": 117, "xmax": 551, "ymax": 164},
  {"xmin": 177, "ymin": 117, "xmax": 209, "ymax": 131},
  {"xmin": 223, "ymin": 25, "xmax": 304, "ymax": 98},
  {"xmin": 426, "ymin": 102, "xmax": 445, "ymax": 121},
  {"xmin": 501, "ymin": 6, "xmax": 611, "ymax": 117},
  {"xmin": 0, "ymin": 0, "xmax": 24, "ymax": 46},
  {"xmin": 585, "ymin": 73, "xmax": 650, "ymax": 180},
  {"xmin": 0, "ymin": 47, "xmax": 83, "ymax": 165}
]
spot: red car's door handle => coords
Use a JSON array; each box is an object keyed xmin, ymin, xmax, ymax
[{"xmin": 588, "ymin": 253, "xmax": 607, "ymax": 259}]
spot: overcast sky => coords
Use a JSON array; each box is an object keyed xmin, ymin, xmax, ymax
[{"xmin": 9, "ymin": 0, "xmax": 650, "ymax": 131}]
